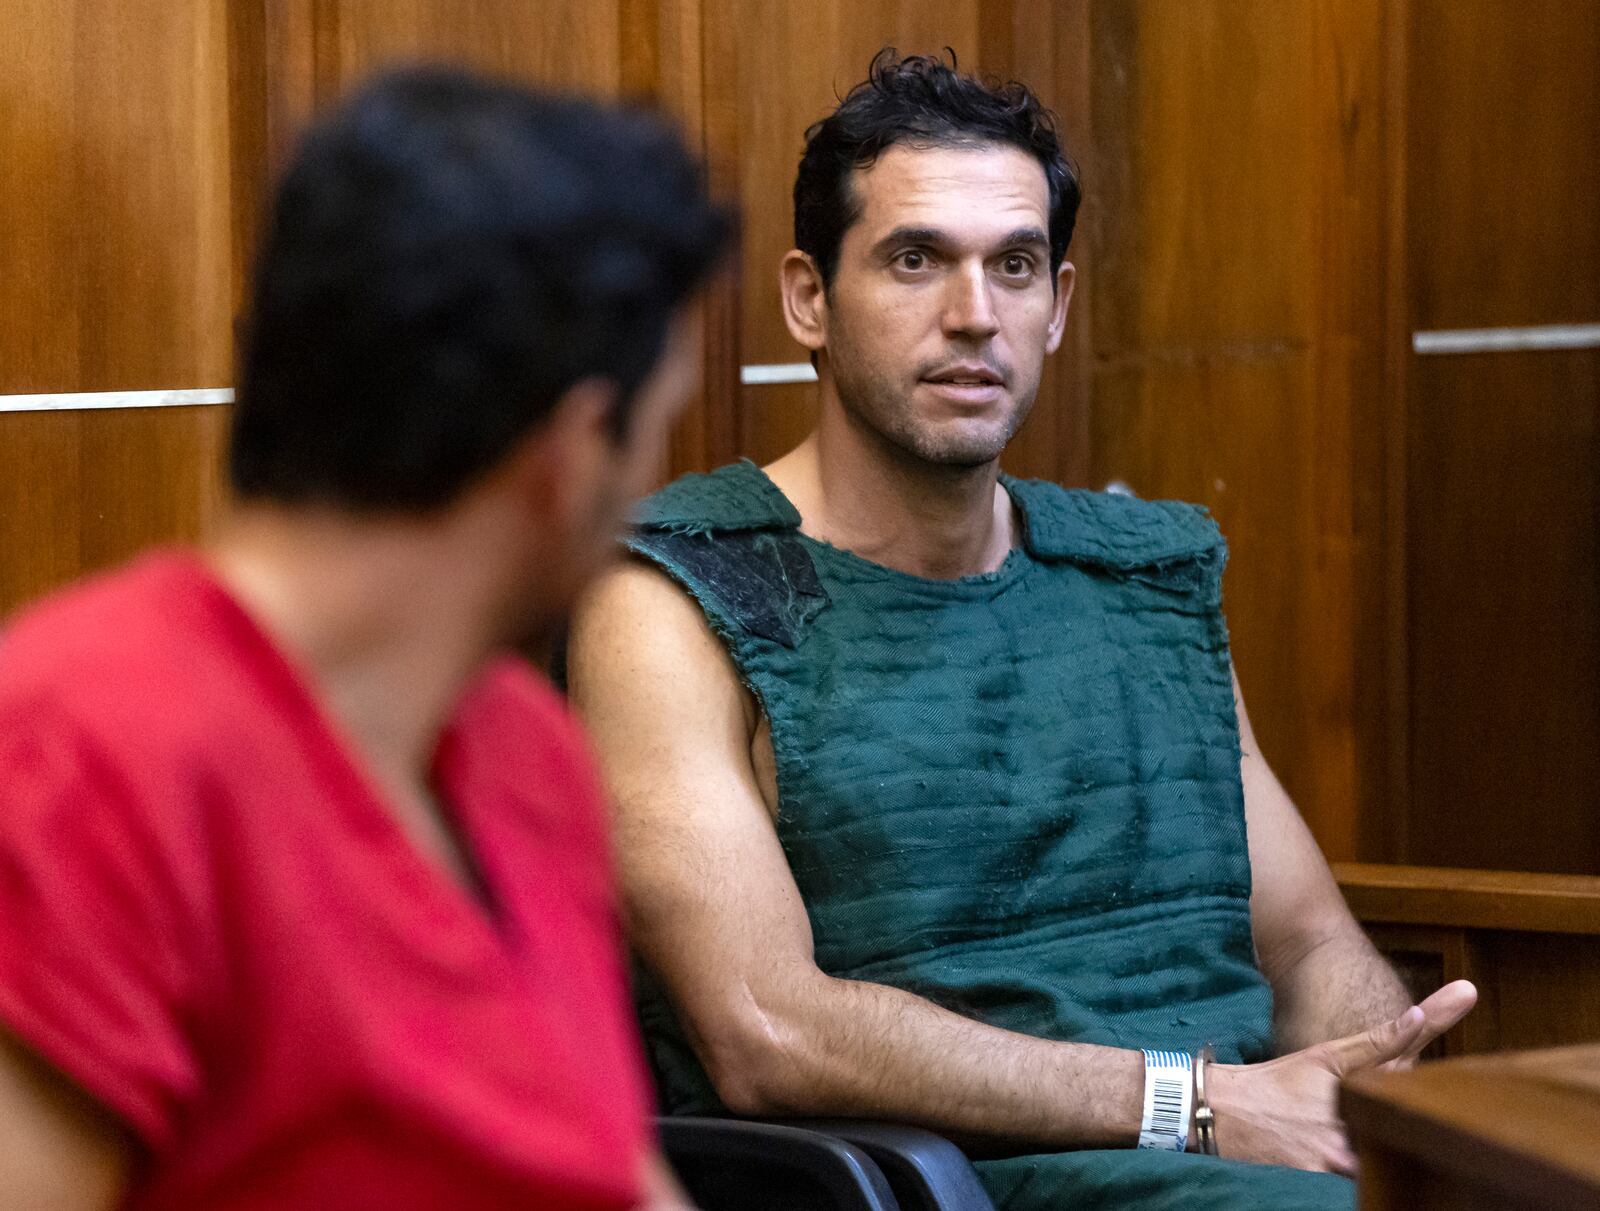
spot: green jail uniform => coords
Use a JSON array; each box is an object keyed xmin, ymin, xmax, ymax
[{"xmin": 626, "ymin": 460, "xmax": 1352, "ymax": 1211}]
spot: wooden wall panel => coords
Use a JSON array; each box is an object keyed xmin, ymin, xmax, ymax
[
  {"xmin": 1080, "ymin": 0, "xmax": 1389, "ymax": 859},
  {"xmin": 1405, "ymin": 1, "xmax": 1600, "ymax": 335},
  {"xmin": 1406, "ymin": 353, "xmax": 1599, "ymax": 872},
  {"xmin": 1340, "ymin": 862, "xmax": 1600, "ymax": 1054},
  {"xmin": 317, "ymin": 1, "xmax": 627, "ymax": 98},
  {"xmin": 1401, "ymin": 0, "xmax": 1600, "ymax": 872},
  {"xmin": 0, "ymin": 0, "xmax": 236, "ymax": 616}
]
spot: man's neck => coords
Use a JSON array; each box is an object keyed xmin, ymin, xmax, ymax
[
  {"xmin": 206, "ymin": 504, "xmax": 513, "ymax": 787},
  {"xmin": 765, "ymin": 406, "xmax": 1016, "ymax": 581}
]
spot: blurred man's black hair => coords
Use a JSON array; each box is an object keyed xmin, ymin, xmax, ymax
[
  {"xmin": 231, "ymin": 65, "xmax": 732, "ymax": 513},
  {"xmin": 794, "ymin": 48, "xmax": 1080, "ymax": 289}
]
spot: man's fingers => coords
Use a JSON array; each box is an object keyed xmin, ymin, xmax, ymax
[
  {"xmin": 1392, "ymin": 980, "xmax": 1480, "ymax": 1067},
  {"xmin": 1392, "ymin": 980, "xmax": 1480, "ymax": 1066},
  {"xmin": 1324, "ymin": 1006, "xmax": 1425, "ymax": 1076},
  {"xmin": 1415, "ymin": 980, "xmax": 1478, "ymax": 1039}
]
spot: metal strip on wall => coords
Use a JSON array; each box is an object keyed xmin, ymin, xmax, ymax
[
  {"xmin": 739, "ymin": 362, "xmax": 818, "ymax": 385},
  {"xmin": 1413, "ymin": 323, "xmax": 1600, "ymax": 355},
  {"xmin": 0, "ymin": 388, "xmax": 235, "ymax": 413}
]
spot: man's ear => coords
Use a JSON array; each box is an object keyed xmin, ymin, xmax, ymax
[
  {"xmin": 1044, "ymin": 261, "xmax": 1076, "ymax": 355},
  {"xmin": 779, "ymin": 249, "xmax": 828, "ymax": 354},
  {"xmin": 498, "ymin": 376, "xmax": 618, "ymax": 522}
]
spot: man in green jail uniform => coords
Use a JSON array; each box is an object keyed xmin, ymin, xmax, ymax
[{"xmin": 567, "ymin": 51, "xmax": 1475, "ymax": 1210}]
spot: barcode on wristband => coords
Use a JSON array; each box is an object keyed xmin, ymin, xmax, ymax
[
  {"xmin": 1149, "ymin": 1075, "xmax": 1185, "ymax": 1135},
  {"xmin": 1138, "ymin": 1049, "xmax": 1194, "ymax": 1151}
]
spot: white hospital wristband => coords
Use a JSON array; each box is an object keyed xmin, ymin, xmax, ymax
[{"xmin": 1137, "ymin": 1049, "xmax": 1194, "ymax": 1151}]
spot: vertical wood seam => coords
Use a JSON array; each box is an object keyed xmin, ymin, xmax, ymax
[
  {"xmin": 697, "ymin": 0, "xmax": 742, "ymax": 469},
  {"xmin": 1380, "ymin": 0, "xmax": 1413, "ymax": 862}
]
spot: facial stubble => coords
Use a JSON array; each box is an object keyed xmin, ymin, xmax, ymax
[{"xmin": 827, "ymin": 318, "xmax": 1042, "ymax": 471}]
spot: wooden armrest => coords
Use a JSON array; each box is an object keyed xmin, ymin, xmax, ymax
[{"xmin": 1334, "ymin": 863, "xmax": 1600, "ymax": 935}]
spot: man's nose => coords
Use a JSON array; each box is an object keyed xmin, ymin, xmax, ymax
[{"xmin": 941, "ymin": 263, "xmax": 1001, "ymax": 341}]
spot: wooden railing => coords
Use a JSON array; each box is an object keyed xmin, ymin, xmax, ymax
[
  {"xmin": 1343, "ymin": 1043, "xmax": 1600, "ymax": 1209},
  {"xmin": 1333, "ymin": 864, "xmax": 1600, "ymax": 1056}
]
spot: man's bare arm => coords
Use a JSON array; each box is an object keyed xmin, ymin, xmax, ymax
[
  {"xmin": 570, "ymin": 565, "xmax": 1465, "ymax": 1171},
  {"xmin": 1234, "ymin": 670, "xmax": 1475, "ymax": 1055},
  {"xmin": 0, "ymin": 1027, "xmax": 130, "ymax": 1210}
]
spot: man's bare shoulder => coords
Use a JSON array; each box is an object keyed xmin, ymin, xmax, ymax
[
  {"xmin": 573, "ymin": 559, "xmax": 721, "ymax": 664},
  {"xmin": 568, "ymin": 557, "xmax": 750, "ymax": 730}
]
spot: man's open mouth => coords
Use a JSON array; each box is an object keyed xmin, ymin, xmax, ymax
[{"xmin": 923, "ymin": 364, "xmax": 1004, "ymax": 387}]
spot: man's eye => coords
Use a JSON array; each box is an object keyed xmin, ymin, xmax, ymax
[
  {"xmin": 1001, "ymin": 254, "xmax": 1034, "ymax": 277},
  {"xmin": 897, "ymin": 250, "xmax": 928, "ymax": 271}
]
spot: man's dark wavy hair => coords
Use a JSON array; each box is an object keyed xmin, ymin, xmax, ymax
[
  {"xmin": 232, "ymin": 66, "xmax": 732, "ymax": 513},
  {"xmin": 794, "ymin": 49, "xmax": 1080, "ymax": 290}
]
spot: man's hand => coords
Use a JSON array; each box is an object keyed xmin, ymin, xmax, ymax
[{"xmin": 1207, "ymin": 980, "xmax": 1478, "ymax": 1175}]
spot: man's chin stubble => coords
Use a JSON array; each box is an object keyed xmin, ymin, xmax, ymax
[{"xmin": 886, "ymin": 425, "xmax": 1013, "ymax": 471}]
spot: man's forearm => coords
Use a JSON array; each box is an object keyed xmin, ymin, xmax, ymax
[
  {"xmin": 1268, "ymin": 925, "xmax": 1412, "ymax": 1053},
  {"xmin": 696, "ymin": 960, "xmax": 1475, "ymax": 1175},
  {"xmin": 711, "ymin": 970, "xmax": 1144, "ymax": 1152}
]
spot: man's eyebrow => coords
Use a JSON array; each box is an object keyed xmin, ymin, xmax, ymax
[
  {"xmin": 870, "ymin": 225, "xmax": 1051, "ymax": 256},
  {"xmin": 871, "ymin": 226, "xmax": 949, "ymax": 255},
  {"xmin": 996, "ymin": 226, "xmax": 1050, "ymax": 252}
]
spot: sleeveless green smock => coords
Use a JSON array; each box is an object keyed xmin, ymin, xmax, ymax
[{"xmin": 626, "ymin": 461, "xmax": 1352, "ymax": 1211}]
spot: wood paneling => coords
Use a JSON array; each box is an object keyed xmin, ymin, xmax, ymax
[
  {"xmin": 313, "ymin": 1, "xmax": 628, "ymax": 97},
  {"xmin": 1338, "ymin": 863, "xmax": 1600, "ymax": 935},
  {"xmin": 1405, "ymin": 1, "xmax": 1600, "ymax": 335},
  {"xmin": 1338, "ymin": 863, "xmax": 1600, "ymax": 1055},
  {"xmin": 1399, "ymin": 0, "xmax": 1600, "ymax": 873},
  {"xmin": 0, "ymin": 0, "xmax": 236, "ymax": 616},
  {"xmin": 1406, "ymin": 353, "xmax": 1598, "ymax": 873},
  {"xmin": 1080, "ymin": 0, "xmax": 1389, "ymax": 860}
]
